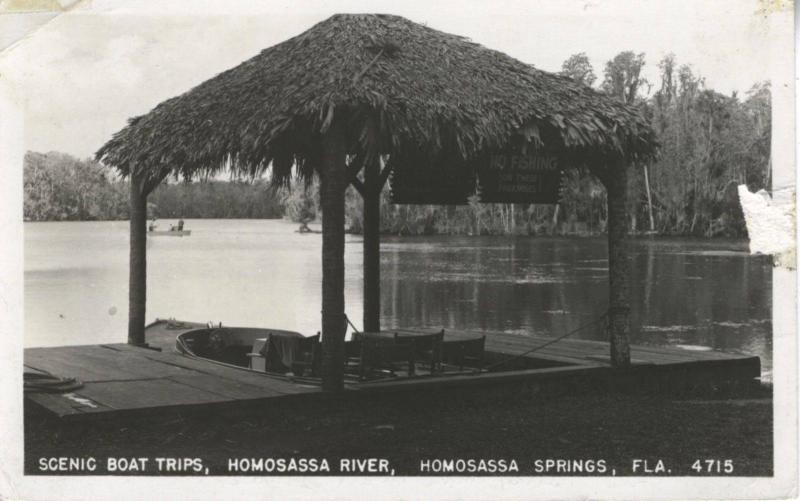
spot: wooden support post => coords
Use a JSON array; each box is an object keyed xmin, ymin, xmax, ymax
[
  {"xmin": 319, "ymin": 120, "xmax": 348, "ymax": 392},
  {"xmin": 363, "ymin": 158, "xmax": 381, "ymax": 332},
  {"xmin": 128, "ymin": 174, "xmax": 148, "ymax": 346},
  {"xmin": 605, "ymin": 158, "xmax": 632, "ymax": 367}
]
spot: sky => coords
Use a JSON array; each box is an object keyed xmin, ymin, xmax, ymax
[{"xmin": 0, "ymin": 0, "xmax": 789, "ymax": 159}]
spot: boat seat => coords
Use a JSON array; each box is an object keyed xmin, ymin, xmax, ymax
[
  {"xmin": 290, "ymin": 332, "xmax": 321, "ymax": 376},
  {"xmin": 347, "ymin": 334, "xmax": 416, "ymax": 380},
  {"xmin": 395, "ymin": 329, "xmax": 444, "ymax": 375},
  {"xmin": 442, "ymin": 335, "xmax": 486, "ymax": 371}
]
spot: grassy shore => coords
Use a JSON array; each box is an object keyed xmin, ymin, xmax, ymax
[{"xmin": 25, "ymin": 380, "xmax": 772, "ymax": 477}]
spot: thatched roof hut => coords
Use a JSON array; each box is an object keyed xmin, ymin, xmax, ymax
[
  {"xmin": 98, "ymin": 13, "xmax": 657, "ymax": 392},
  {"xmin": 97, "ymin": 13, "xmax": 655, "ymax": 183}
]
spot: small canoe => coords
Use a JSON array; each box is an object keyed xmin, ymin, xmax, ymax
[{"xmin": 149, "ymin": 230, "xmax": 191, "ymax": 236}]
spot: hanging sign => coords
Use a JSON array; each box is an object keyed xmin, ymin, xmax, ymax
[
  {"xmin": 477, "ymin": 153, "xmax": 563, "ymax": 204},
  {"xmin": 389, "ymin": 152, "xmax": 476, "ymax": 205}
]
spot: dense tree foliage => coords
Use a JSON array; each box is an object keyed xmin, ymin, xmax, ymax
[
  {"xmin": 148, "ymin": 180, "xmax": 284, "ymax": 219},
  {"xmin": 23, "ymin": 152, "xmax": 284, "ymax": 221},
  {"xmin": 25, "ymin": 52, "xmax": 770, "ymax": 238},
  {"xmin": 645, "ymin": 58, "xmax": 770, "ymax": 236},
  {"xmin": 561, "ymin": 53, "xmax": 597, "ymax": 87},
  {"xmin": 24, "ymin": 152, "xmax": 129, "ymax": 221}
]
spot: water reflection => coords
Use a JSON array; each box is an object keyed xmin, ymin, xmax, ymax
[
  {"xmin": 379, "ymin": 235, "xmax": 772, "ymax": 374},
  {"xmin": 25, "ymin": 220, "xmax": 771, "ymax": 375}
]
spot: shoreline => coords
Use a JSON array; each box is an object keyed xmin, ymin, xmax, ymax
[{"xmin": 23, "ymin": 218, "xmax": 752, "ymax": 242}]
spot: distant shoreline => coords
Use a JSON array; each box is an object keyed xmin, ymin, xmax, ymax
[
  {"xmin": 25, "ymin": 147, "xmax": 761, "ymax": 239},
  {"xmin": 22, "ymin": 218, "xmax": 751, "ymax": 242}
]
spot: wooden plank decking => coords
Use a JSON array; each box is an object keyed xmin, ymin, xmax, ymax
[
  {"xmin": 25, "ymin": 341, "xmax": 320, "ymax": 420},
  {"xmin": 24, "ymin": 320, "xmax": 761, "ymax": 421}
]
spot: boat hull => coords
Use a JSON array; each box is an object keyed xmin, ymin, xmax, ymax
[
  {"xmin": 148, "ymin": 230, "xmax": 191, "ymax": 236},
  {"xmin": 175, "ymin": 325, "xmax": 307, "ymax": 373}
]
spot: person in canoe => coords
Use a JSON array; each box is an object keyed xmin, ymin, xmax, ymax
[
  {"xmin": 296, "ymin": 201, "xmax": 314, "ymax": 233},
  {"xmin": 148, "ymin": 218, "xmax": 157, "ymax": 232},
  {"xmin": 169, "ymin": 218, "xmax": 185, "ymax": 232}
]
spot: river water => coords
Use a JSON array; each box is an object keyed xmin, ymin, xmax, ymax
[{"xmin": 24, "ymin": 219, "xmax": 773, "ymax": 377}]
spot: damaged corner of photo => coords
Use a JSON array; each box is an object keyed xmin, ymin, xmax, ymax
[
  {"xmin": 738, "ymin": 184, "xmax": 796, "ymax": 269},
  {"xmin": 2, "ymin": 0, "xmax": 798, "ymax": 500}
]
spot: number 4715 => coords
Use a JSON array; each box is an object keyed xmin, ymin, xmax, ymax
[{"xmin": 691, "ymin": 459, "xmax": 734, "ymax": 474}]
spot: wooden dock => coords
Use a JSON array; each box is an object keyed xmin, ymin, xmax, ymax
[{"xmin": 25, "ymin": 320, "xmax": 761, "ymax": 421}]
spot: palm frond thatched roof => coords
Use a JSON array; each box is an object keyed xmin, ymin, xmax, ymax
[{"xmin": 96, "ymin": 13, "xmax": 657, "ymax": 185}]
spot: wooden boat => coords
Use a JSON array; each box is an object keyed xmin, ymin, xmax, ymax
[
  {"xmin": 158, "ymin": 320, "xmax": 488, "ymax": 383},
  {"xmin": 175, "ymin": 325, "xmax": 309, "ymax": 374},
  {"xmin": 148, "ymin": 229, "xmax": 191, "ymax": 236}
]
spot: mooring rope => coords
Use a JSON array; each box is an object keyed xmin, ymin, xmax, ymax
[
  {"xmin": 319, "ymin": 311, "xmax": 362, "ymax": 335},
  {"xmin": 24, "ymin": 371, "xmax": 84, "ymax": 393},
  {"xmin": 344, "ymin": 313, "xmax": 361, "ymax": 335},
  {"xmin": 483, "ymin": 310, "xmax": 611, "ymax": 372}
]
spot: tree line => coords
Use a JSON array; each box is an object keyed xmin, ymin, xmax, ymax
[
  {"xmin": 24, "ymin": 51, "xmax": 769, "ymax": 238},
  {"xmin": 23, "ymin": 151, "xmax": 284, "ymax": 221}
]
